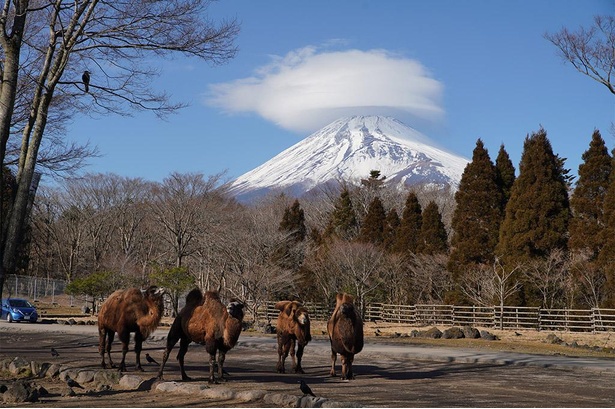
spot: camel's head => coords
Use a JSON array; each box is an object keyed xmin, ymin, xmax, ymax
[
  {"xmin": 276, "ymin": 301, "xmax": 310, "ymax": 326},
  {"xmin": 142, "ymin": 286, "xmax": 166, "ymax": 299},
  {"xmin": 226, "ymin": 300, "xmax": 244, "ymax": 321}
]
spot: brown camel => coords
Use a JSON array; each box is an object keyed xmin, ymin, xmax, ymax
[
  {"xmin": 157, "ymin": 288, "xmax": 244, "ymax": 383},
  {"xmin": 275, "ymin": 300, "xmax": 311, "ymax": 373},
  {"xmin": 98, "ymin": 286, "xmax": 166, "ymax": 372},
  {"xmin": 327, "ymin": 292, "xmax": 364, "ymax": 380}
]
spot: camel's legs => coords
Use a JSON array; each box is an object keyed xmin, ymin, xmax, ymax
[
  {"xmin": 340, "ymin": 354, "xmax": 355, "ymax": 380},
  {"xmin": 217, "ymin": 351, "xmax": 227, "ymax": 381},
  {"xmin": 98, "ymin": 328, "xmax": 107, "ymax": 368},
  {"xmin": 294, "ymin": 341, "xmax": 306, "ymax": 374},
  {"xmin": 207, "ymin": 352, "xmax": 217, "ymax": 384},
  {"xmin": 277, "ymin": 338, "xmax": 291, "ymax": 373},
  {"xmin": 329, "ymin": 349, "xmax": 337, "ymax": 377},
  {"xmin": 158, "ymin": 315, "xmax": 184, "ymax": 380},
  {"xmin": 134, "ymin": 332, "xmax": 144, "ymax": 371},
  {"xmin": 176, "ymin": 336, "xmax": 191, "ymax": 381},
  {"xmin": 106, "ymin": 331, "xmax": 116, "ymax": 368},
  {"xmin": 118, "ymin": 330, "xmax": 130, "ymax": 372}
]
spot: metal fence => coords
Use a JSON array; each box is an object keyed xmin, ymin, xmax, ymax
[{"xmin": 3, "ymin": 274, "xmax": 71, "ymax": 305}]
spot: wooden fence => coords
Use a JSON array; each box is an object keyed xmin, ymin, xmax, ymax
[{"xmin": 260, "ymin": 302, "xmax": 615, "ymax": 333}]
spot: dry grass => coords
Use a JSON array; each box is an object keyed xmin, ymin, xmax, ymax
[{"xmin": 309, "ymin": 320, "xmax": 615, "ymax": 359}]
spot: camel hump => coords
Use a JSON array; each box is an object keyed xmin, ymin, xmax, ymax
[
  {"xmin": 275, "ymin": 300, "xmax": 291, "ymax": 312},
  {"xmin": 336, "ymin": 293, "xmax": 355, "ymax": 307},
  {"xmin": 204, "ymin": 290, "xmax": 221, "ymax": 302},
  {"xmin": 185, "ymin": 288, "xmax": 204, "ymax": 308}
]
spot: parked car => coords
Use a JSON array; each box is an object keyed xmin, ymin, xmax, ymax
[{"xmin": 1, "ymin": 298, "xmax": 38, "ymax": 323}]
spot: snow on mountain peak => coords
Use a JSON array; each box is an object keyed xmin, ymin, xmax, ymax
[{"xmin": 228, "ymin": 116, "xmax": 468, "ymax": 202}]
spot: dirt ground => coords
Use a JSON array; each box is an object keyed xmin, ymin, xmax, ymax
[{"xmin": 0, "ymin": 320, "xmax": 614, "ymax": 407}]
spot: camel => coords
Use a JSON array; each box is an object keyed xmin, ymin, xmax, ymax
[
  {"xmin": 327, "ymin": 292, "xmax": 364, "ymax": 380},
  {"xmin": 275, "ymin": 300, "xmax": 311, "ymax": 373},
  {"xmin": 97, "ymin": 286, "xmax": 166, "ymax": 372},
  {"xmin": 157, "ymin": 288, "xmax": 244, "ymax": 384}
]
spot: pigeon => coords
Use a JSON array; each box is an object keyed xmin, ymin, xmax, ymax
[
  {"xmin": 299, "ymin": 380, "xmax": 316, "ymax": 397},
  {"xmin": 65, "ymin": 376, "xmax": 84, "ymax": 389},
  {"xmin": 51, "ymin": 348, "xmax": 59, "ymax": 358},
  {"xmin": 82, "ymin": 70, "xmax": 90, "ymax": 93},
  {"xmin": 145, "ymin": 353, "xmax": 159, "ymax": 365}
]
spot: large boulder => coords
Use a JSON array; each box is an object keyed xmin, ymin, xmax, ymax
[
  {"xmin": 421, "ymin": 327, "xmax": 443, "ymax": 339},
  {"xmin": 2, "ymin": 381, "xmax": 39, "ymax": 403},
  {"xmin": 462, "ymin": 326, "xmax": 481, "ymax": 339},
  {"xmin": 442, "ymin": 327, "xmax": 465, "ymax": 339}
]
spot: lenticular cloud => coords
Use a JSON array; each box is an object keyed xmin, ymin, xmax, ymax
[{"xmin": 207, "ymin": 47, "xmax": 444, "ymax": 133}]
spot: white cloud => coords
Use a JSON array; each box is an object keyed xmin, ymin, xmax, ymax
[{"xmin": 207, "ymin": 46, "xmax": 444, "ymax": 133}]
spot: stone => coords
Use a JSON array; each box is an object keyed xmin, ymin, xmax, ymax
[
  {"xmin": 545, "ymin": 333, "xmax": 563, "ymax": 344},
  {"xmin": 8, "ymin": 357, "xmax": 31, "ymax": 376},
  {"xmin": 119, "ymin": 375, "xmax": 144, "ymax": 390},
  {"xmin": 2, "ymin": 381, "xmax": 39, "ymax": 403},
  {"xmin": 480, "ymin": 330, "xmax": 498, "ymax": 341},
  {"xmin": 421, "ymin": 327, "xmax": 442, "ymax": 339},
  {"xmin": 462, "ymin": 326, "xmax": 481, "ymax": 339},
  {"xmin": 442, "ymin": 327, "xmax": 464, "ymax": 339}
]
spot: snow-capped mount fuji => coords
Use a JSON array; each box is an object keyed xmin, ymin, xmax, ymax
[{"xmin": 228, "ymin": 116, "xmax": 469, "ymax": 202}]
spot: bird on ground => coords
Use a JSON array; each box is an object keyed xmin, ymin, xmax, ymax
[
  {"xmin": 82, "ymin": 70, "xmax": 90, "ymax": 93},
  {"xmin": 375, "ymin": 328, "xmax": 381, "ymax": 334},
  {"xmin": 514, "ymin": 331, "xmax": 522, "ymax": 336},
  {"xmin": 51, "ymin": 348, "xmax": 59, "ymax": 358},
  {"xmin": 374, "ymin": 331, "xmax": 381, "ymax": 337},
  {"xmin": 65, "ymin": 376, "xmax": 84, "ymax": 389},
  {"xmin": 145, "ymin": 353, "xmax": 159, "ymax": 365},
  {"xmin": 299, "ymin": 380, "xmax": 316, "ymax": 397}
]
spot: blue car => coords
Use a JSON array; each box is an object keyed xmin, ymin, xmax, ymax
[{"xmin": 1, "ymin": 298, "xmax": 38, "ymax": 323}]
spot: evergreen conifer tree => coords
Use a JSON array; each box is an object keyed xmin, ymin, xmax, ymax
[
  {"xmin": 391, "ymin": 192, "xmax": 422, "ymax": 255},
  {"xmin": 598, "ymin": 151, "xmax": 615, "ymax": 307},
  {"xmin": 495, "ymin": 144, "xmax": 516, "ymax": 207},
  {"xmin": 448, "ymin": 140, "xmax": 503, "ymax": 278},
  {"xmin": 325, "ymin": 188, "xmax": 358, "ymax": 240},
  {"xmin": 496, "ymin": 128, "xmax": 571, "ymax": 265},
  {"xmin": 279, "ymin": 199, "xmax": 307, "ymax": 242},
  {"xmin": 569, "ymin": 130, "xmax": 612, "ymax": 258},
  {"xmin": 417, "ymin": 201, "xmax": 448, "ymax": 255},
  {"xmin": 358, "ymin": 196, "xmax": 386, "ymax": 245},
  {"xmin": 383, "ymin": 208, "xmax": 400, "ymax": 251}
]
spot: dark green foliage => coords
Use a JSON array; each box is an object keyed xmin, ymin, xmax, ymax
[
  {"xmin": 448, "ymin": 140, "xmax": 503, "ymax": 278},
  {"xmin": 360, "ymin": 170, "xmax": 386, "ymax": 190},
  {"xmin": 150, "ymin": 266, "xmax": 195, "ymax": 316},
  {"xmin": 417, "ymin": 201, "xmax": 448, "ymax": 255},
  {"xmin": 66, "ymin": 271, "xmax": 122, "ymax": 313},
  {"xmin": 495, "ymin": 144, "xmax": 516, "ymax": 206},
  {"xmin": 279, "ymin": 199, "xmax": 307, "ymax": 242},
  {"xmin": 569, "ymin": 130, "xmax": 612, "ymax": 258},
  {"xmin": 325, "ymin": 188, "xmax": 358, "ymax": 240},
  {"xmin": 383, "ymin": 208, "xmax": 400, "ymax": 251},
  {"xmin": 358, "ymin": 196, "xmax": 386, "ymax": 245},
  {"xmin": 598, "ymin": 151, "xmax": 615, "ymax": 307},
  {"xmin": 496, "ymin": 128, "xmax": 570, "ymax": 265},
  {"xmin": 391, "ymin": 192, "xmax": 422, "ymax": 255}
]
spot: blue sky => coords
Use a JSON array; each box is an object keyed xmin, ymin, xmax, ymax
[{"xmin": 67, "ymin": 0, "xmax": 614, "ymax": 185}]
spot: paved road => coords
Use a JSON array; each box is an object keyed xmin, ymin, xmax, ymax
[{"xmin": 1, "ymin": 321, "xmax": 614, "ymax": 407}]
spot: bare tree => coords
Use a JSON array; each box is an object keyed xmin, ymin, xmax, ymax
[
  {"xmin": 545, "ymin": 15, "xmax": 615, "ymax": 94},
  {"xmin": 407, "ymin": 254, "xmax": 452, "ymax": 304},
  {"xmin": 0, "ymin": 0, "xmax": 239, "ymax": 297},
  {"xmin": 524, "ymin": 249, "xmax": 569, "ymax": 309}
]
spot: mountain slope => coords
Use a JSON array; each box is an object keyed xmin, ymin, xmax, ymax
[{"xmin": 228, "ymin": 116, "xmax": 469, "ymax": 201}]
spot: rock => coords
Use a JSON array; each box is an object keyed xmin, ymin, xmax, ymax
[
  {"xmin": 61, "ymin": 387, "xmax": 76, "ymax": 397},
  {"xmin": 119, "ymin": 375, "xmax": 144, "ymax": 390},
  {"xmin": 8, "ymin": 357, "xmax": 31, "ymax": 376},
  {"xmin": 545, "ymin": 333, "xmax": 563, "ymax": 344},
  {"xmin": 93, "ymin": 370, "xmax": 121, "ymax": 387},
  {"xmin": 442, "ymin": 327, "xmax": 465, "ymax": 339},
  {"xmin": 480, "ymin": 330, "xmax": 498, "ymax": 341},
  {"xmin": 409, "ymin": 330, "xmax": 420, "ymax": 338},
  {"xmin": 421, "ymin": 327, "xmax": 442, "ymax": 339},
  {"xmin": 2, "ymin": 381, "xmax": 39, "ymax": 403},
  {"xmin": 75, "ymin": 370, "xmax": 96, "ymax": 384},
  {"xmin": 462, "ymin": 326, "xmax": 481, "ymax": 339}
]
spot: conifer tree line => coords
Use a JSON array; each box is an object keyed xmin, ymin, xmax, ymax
[{"xmin": 6, "ymin": 127, "xmax": 614, "ymax": 312}]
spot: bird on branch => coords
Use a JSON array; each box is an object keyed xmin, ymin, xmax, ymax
[{"xmin": 82, "ymin": 70, "xmax": 90, "ymax": 93}]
